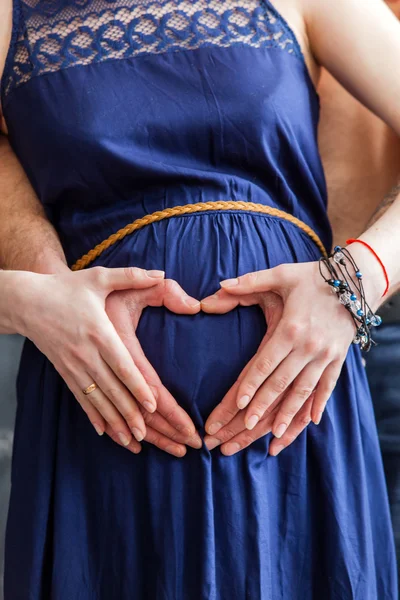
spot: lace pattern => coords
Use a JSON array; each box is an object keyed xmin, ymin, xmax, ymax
[{"xmin": 3, "ymin": 0, "xmax": 303, "ymax": 99}]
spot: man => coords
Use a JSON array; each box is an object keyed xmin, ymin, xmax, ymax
[{"xmin": 318, "ymin": 0, "xmax": 400, "ymax": 582}]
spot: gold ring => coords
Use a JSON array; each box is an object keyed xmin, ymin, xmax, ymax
[{"xmin": 82, "ymin": 383, "xmax": 98, "ymax": 395}]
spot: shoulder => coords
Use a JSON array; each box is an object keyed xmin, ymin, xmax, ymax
[
  {"xmin": 0, "ymin": 0, "xmax": 13, "ymax": 129},
  {"xmin": 269, "ymin": 0, "xmax": 319, "ymax": 86},
  {"xmin": 0, "ymin": 0, "xmax": 13, "ymax": 83}
]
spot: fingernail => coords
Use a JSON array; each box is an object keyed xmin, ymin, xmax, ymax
[
  {"xmin": 132, "ymin": 428, "xmax": 144, "ymax": 442},
  {"xmin": 274, "ymin": 423, "xmax": 287, "ymax": 439},
  {"xmin": 223, "ymin": 442, "xmax": 241, "ymax": 456},
  {"xmin": 185, "ymin": 297, "xmax": 201, "ymax": 308},
  {"xmin": 188, "ymin": 434, "xmax": 203, "ymax": 449},
  {"xmin": 205, "ymin": 437, "xmax": 221, "ymax": 451},
  {"xmin": 237, "ymin": 395, "xmax": 251, "ymax": 409},
  {"xmin": 93, "ymin": 424, "xmax": 104, "ymax": 436},
  {"xmin": 246, "ymin": 415, "xmax": 259, "ymax": 430},
  {"xmin": 132, "ymin": 445, "xmax": 141, "ymax": 454},
  {"xmin": 118, "ymin": 433, "xmax": 131, "ymax": 447},
  {"xmin": 143, "ymin": 400, "xmax": 156, "ymax": 413},
  {"xmin": 165, "ymin": 445, "xmax": 186, "ymax": 457},
  {"xmin": 220, "ymin": 278, "xmax": 239, "ymax": 288},
  {"xmin": 146, "ymin": 270, "xmax": 165, "ymax": 278},
  {"xmin": 270, "ymin": 444, "xmax": 285, "ymax": 457},
  {"xmin": 207, "ymin": 421, "xmax": 223, "ymax": 435},
  {"xmin": 313, "ymin": 412, "xmax": 323, "ymax": 425}
]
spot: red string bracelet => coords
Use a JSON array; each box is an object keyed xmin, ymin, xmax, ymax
[{"xmin": 346, "ymin": 238, "xmax": 389, "ymax": 297}]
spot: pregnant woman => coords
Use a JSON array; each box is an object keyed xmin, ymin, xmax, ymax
[{"xmin": 1, "ymin": 0, "xmax": 400, "ymax": 598}]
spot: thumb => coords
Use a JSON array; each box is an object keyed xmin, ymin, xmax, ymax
[{"xmin": 92, "ymin": 266, "xmax": 165, "ymax": 292}]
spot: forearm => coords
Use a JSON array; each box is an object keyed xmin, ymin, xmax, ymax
[
  {"xmin": 347, "ymin": 190, "xmax": 400, "ymax": 310},
  {"xmin": 0, "ymin": 136, "xmax": 67, "ymax": 274}
]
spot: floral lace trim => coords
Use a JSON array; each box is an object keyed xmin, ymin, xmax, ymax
[{"xmin": 4, "ymin": 0, "xmax": 302, "ymax": 98}]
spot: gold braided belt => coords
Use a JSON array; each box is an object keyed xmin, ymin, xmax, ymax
[{"xmin": 71, "ymin": 201, "xmax": 328, "ymax": 271}]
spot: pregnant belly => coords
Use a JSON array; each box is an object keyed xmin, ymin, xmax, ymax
[{"xmin": 91, "ymin": 211, "xmax": 321, "ymax": 425}]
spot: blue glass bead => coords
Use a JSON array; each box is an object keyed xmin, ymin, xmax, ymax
[
  {"xmin": 356, "ymin": 271, "xmax": 362, "ymax": 279},
  {"xmin": 334, "ymin": 246, "xmax": 341, "ymax": 253},
  {"xmin": 357, "ymin": 309, "xmax": 364, "ymax": 317},
  {"xmin": 333, "ymin": 280, "xmax": 341, "ymax": 287},
  {"xmin": 365, "ymin": 318, "xmax": 371, "ymax": 325},
  {"xmin": 350, "ymin": 294, "xmax": 357, "ymax": 301},
  {"xmin": 371, "ymin": 315, "xmax": 382, "ymax": 327}
]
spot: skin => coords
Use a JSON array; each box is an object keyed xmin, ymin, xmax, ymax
[
  {"xmin": 202, "ymin": 0, "xmax": 400, "ymax": 457},
  {"xmin": 202, "ymin": 0, "xmax": 400, "ymax": 455},
  {"xmin": 0, "ymin": 267, "xmax": 203, "ymax": 455},
  {"xmin": 0, "ymin": 1, "xmax": 203, "ymax": 457},
  {"xmin": 1, "ymin": 0, "xmax": 400, "ymax": 458},
  {"xmin": 319, "ymin": 0, "xmax": 400, "ymax": 245}
]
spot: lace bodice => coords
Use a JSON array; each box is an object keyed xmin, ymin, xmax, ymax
[{"xmin": 2, "ymin": 0, "xmax": 304, "ymax": 102}]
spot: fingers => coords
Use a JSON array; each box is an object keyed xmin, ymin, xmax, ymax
[
  {"xmin": 205, "ymin": 380, "xmax": 242, "ymax": 436},
  {"xmin": 141, "ymin": 409, "xmax": 202, "ymax": 449},
  {"xmin": 311, "ymin": 361, "xmax": 342, "ymax": 424},
  {"xmin": 90, "ymin": 266, "xmax": 165, "ymax": 293},
  {"xmin": 98, "ymin": 324, "xmax": 158, "ymax": 413},
  {"xmin": 268, "ymin": 394, "xmax": 314, "ymax": 457},
  {"xmin": 105, "ymin": 423, "xmax": 142, "ymax": 455},
  {"xmin": 220, "ymin": 413, "xmax": 276, "ymax": 456},
  {"xmin": 145, "ymin": 427, "xmax": 187, "ymax": 457},
  {"xmin": 150, "ymin": 279, "xmax": 201, "ymax": 314},
  {"xmin": 204, "ymin": 406, "xmax": 276, "ymax": 451},
  {"xmin": 66, "ymin": 373, "xmax": 134, "ymax": 446},
  {"xmin": 87, "ymin": 357, "xmax": 147, "ymax": 441},
  {"xmin": 204, "ymin": 334, "xmax": 273, "ymax": 436},
  {"xmin": 201, "ymin": 289, "xmax": 257, "ymax": 313},
  {"xmin": 115, "ymin": 331, "xmax": 200, "ymax": 439},
  {"xmin": 219, "ymin": 267, "xmax": 287, "ymax": 295},
  {"xmin": 235, "ymin": 328, "xmax": 293, "ymax": 412},
  {"xmin": 269, "ymin": 361, "xmax": 325, "ymax": 438},
  {"xmin": 62, "ymin": 372, "xmax": 106, "ymax": 436}
]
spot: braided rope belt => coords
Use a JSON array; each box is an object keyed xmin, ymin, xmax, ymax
[{"xmin": 71, "ymin": 201, "xmax": 328, "ymax": 271}]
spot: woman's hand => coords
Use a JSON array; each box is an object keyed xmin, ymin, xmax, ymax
[
  {"xmin": 12, "ymin": 266, "xmax": 201, "ymax": 454},
  {"xmin": 203, "ymin": 289, "xmax": 314, "ymax": 456},
  {"xmin": 106, "ymin": 283, "xmax": 204, "ymax": 457},
  {"xmin": 202, "ymin": 261, "xmax": 358, "ymax": 446}
]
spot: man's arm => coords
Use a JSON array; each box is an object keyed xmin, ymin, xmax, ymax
[
  {"xmin": 366, "ymin": 177, "xmax": 400, "ymax": 228},
  {"xmin": 0, "ymin": 0, "xmax": 66, "ymax": 274},
  {"xmin": 0, "ymin": 135, "xmax": 68, "ymax": 273}
]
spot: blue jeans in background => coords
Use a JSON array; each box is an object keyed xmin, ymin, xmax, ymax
[{"xmin": 365, "ymin": 323, "xmax": 400, "ymax": 586}]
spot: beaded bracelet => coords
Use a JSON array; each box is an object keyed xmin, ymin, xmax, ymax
[{"xmin": 319, "ymin": 246, "xmax": 382, "ymax": 351}]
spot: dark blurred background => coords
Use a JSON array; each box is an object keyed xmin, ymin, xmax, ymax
[{"xmin": 0, "ymin": 335, "xmax": 23, "ymax": 600}]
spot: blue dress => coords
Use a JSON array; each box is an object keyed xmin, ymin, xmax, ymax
[{"xmin": 2, "ymin": 1, "xmax": 397, "ymax": 598}]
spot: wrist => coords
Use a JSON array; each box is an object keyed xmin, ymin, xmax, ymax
[
  {"xmin": 345, "ymin": 242, "xmax": 385, "ymax": 311},
  {"xmin": 1, "ymin": 271, "xmax": 32, "ymax": 335}
]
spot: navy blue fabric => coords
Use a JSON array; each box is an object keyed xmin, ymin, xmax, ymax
[{"xmin": 2, "ymin": 1, "xmax": 397, "ymax": 598}]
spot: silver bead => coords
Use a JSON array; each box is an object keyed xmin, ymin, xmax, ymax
[
  {"xmin": 350, "ymin": 300, "xmax": 361, "ymax": 313},
  {"xmin": 339, "ymin": 291, "xmax": 351, "ymax": 305},
  {"xmin": 333, "ymin": 251, "xmax": 345, "ymax": 264}
]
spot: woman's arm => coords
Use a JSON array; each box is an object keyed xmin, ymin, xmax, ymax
[
  {"xmin": 202, "ymin": 0, "xmax": 400, "ymax": 455},
  {"xmin": 307, "ymin": 0, "xmax": 400, "ymax": 300}
]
